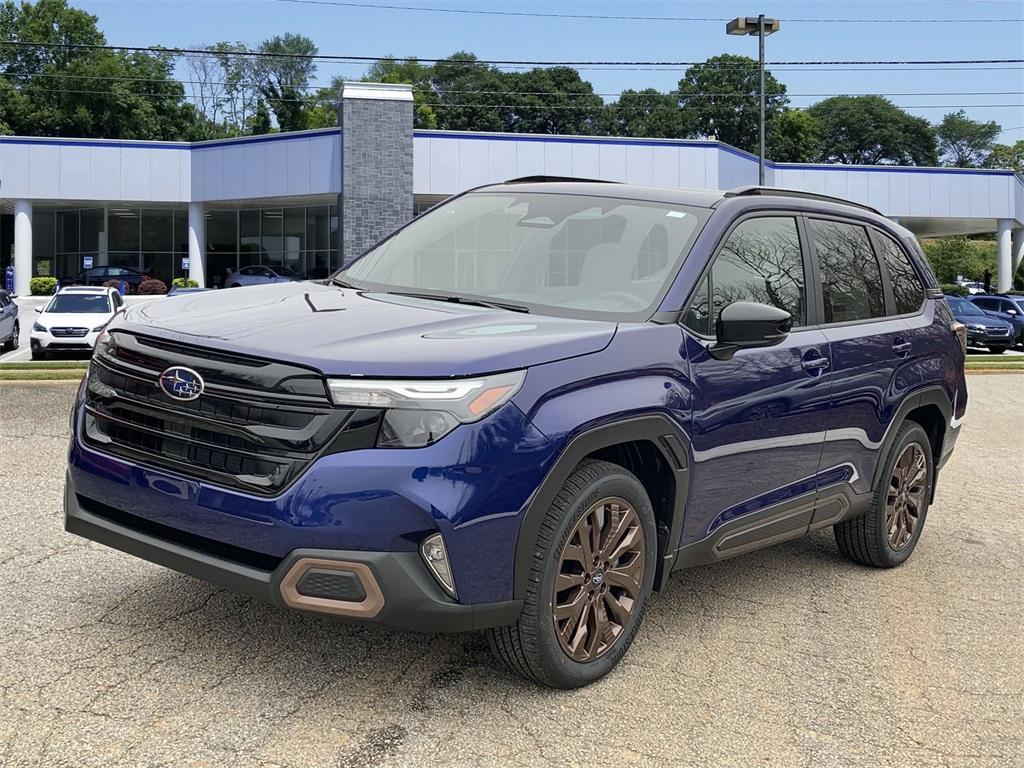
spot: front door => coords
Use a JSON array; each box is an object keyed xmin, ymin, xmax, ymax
[{"xmin": 681, "ymin": 215, "xmax": 833, "ymax": 554}]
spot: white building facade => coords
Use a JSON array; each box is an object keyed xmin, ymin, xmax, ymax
[{"xmin": 2, "ymin": 83, "xmax": 1022, "ymax": 296}]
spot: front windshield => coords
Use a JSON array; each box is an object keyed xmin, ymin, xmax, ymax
[
  {"xmin": 339, "ymin": 192, "xmax": 708, "ymax": 320},
  {"xmin": 45, "ymin": 294, "xmax": 111, "ymax": 314},
  {"xmin": 947, "ymin": 297, "xmax": 984, "ymax": 316}
]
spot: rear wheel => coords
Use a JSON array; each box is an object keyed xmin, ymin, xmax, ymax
[
  {"xmin": 487, "ymin": 459, "xmax": 656, "ymax": 688},
  {"xmin": 834, "ymin": 422, "xmax": 932, "ymax": 568}
]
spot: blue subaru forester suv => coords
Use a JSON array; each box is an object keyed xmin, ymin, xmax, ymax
[{"xmin": 66, "ymin": 181, "xmax": 967, "ymax": 688}]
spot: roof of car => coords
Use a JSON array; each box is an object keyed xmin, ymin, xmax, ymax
[
  {"xmin": 58, "ymin": 286, "xmax": 113, "ymax": 294},
  {"xmin": 471, "ymin": 178, "xmax": 890, "ymax": 220}
]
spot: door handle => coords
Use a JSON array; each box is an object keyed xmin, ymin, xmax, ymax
[
  {"xmin": 893, "ymin": 340, "xmax": 912, "ymax": 356},
  {"xmin": 801, "ymin": 357, "xmax": 830, "ymax": 372}
]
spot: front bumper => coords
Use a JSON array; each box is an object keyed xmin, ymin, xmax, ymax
[
  {"xmin": 65, "ymin": 479, "xmax": 522, "ymax": 632},
  {"xmin": 31, "ymin": 329, "xmax": 100, "ymax": 351}
]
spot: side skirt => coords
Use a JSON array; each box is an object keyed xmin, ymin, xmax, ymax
[{"xmin": 670, "ymin": 483, "xmax": 872, "ymax": 571}]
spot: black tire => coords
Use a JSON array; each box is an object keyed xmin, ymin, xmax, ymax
[
  {"xmin": 486, "ymin": 459, "xmax": 657, "ymax": 689},
  {"xmin": 1, "ymin": 322, "xmax": 17, "ymax": 352},
  {"xmin": 834, "ymin": 422, "xmax": 933, "ymax": 568},
  {"xmin": 987, "ymin": 346, "xmax": 1007, "ymax": 354},
  {"xmin": 30, "ymin": 348, "xmax": 47, "ymax": 361}
]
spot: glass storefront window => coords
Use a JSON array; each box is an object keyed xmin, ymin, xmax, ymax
[
  {"xmin": 32, "ymin": 210, "xmax": 55, "ymax": 277},
  {"xmin": 57, "ymin": 210, "xmax": 79, "ymax": 254},
  {"xmin": 141, "ymin": 210, "xmax": 173, "ymax": 253},
  {"xmin": 81, "ymin": 209, "xmax": 105, "ymax": 258},
  {"xmin": 108, "ymin": 209, "xmax": 140, "ymax": 254},
  {"xmin": 239, "ymin": 210, "xmax": 260, "ymax": 266},
  {"xmin": 261, "ymin": 208, "xmax": 283, "ymax": 266}
]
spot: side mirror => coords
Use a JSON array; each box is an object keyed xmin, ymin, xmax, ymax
[
  {"xmin": 710, "ymin": 301, "xmax": 792, "ymax": 360},
  {"xmin": 34, "ymin": 307, "xmax": 42, "ymax": 314}
]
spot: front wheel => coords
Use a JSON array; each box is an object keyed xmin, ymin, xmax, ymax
[
  {"xmin": 988, "ymin": 346, "xmax": 1007, "ymax": 354},
  {"xmin": 834, "ymin": 422, "xmax": 933, "ymax": 568},
  {"xmin": 487, "ymin": 459, "xmax": 656, "ymax": 688},
  {"xmin": 30, "ymin": 347, "xmax": 47, "ymax": 361}
]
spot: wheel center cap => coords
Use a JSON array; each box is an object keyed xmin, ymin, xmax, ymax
[{"xmin": 591, "ymin": 570, "xmax": 605, "ymax": 587}]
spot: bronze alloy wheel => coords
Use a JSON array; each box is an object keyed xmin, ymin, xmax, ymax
[
  {"xmin": 552, "ymin": 496, "xmax": 646, "ymax": 663},
  {"xmin": 886, "ymin": 443, "xmax": 928, "ymax": 550}
]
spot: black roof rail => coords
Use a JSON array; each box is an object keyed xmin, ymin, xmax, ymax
[
  {"xmin": 721, "ymin": 185, "xmax": 883, "ymax": 216},
  {"xmin": 503, "ymin": 175, "xmax": 618, "ymax": 185}
]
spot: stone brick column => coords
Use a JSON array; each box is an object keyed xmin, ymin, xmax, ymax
[{"xmin": 339, "ymin": 82, "xmax": 413, "ymax": 266}]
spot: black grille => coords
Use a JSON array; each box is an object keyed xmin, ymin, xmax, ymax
[
  {"xmin": 51, "ymin": 327, "xmax": 89, "ymax": 337},
  {"xmin": 82, "ymin": 330, "xmax": 382, "ymax": 495},
  {"xmin": 296, "ymin": 568, "xmax": 367, "ymax": 602}
]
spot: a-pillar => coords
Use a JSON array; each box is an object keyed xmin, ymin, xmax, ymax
[
  {"xmin": 996, "ymin": 219, "xmax": 1012, "ymax": 292},
  {"xmin": 339, "ymin": 82, "xmax": 413, "ymax": 266},
  {"xmin": 13, "ymin": 200, "xmax": 32, "ymax": 296},
  {"xmin": 187, "ymin": 203, "xmax": 206, "ymax": 288}
]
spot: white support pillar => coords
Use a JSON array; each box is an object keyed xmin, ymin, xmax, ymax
[
  {"xmin": 187, "ymin": 203, "xmax": 205, "ymax": 288},
  {"xmin": 13, "ymin": 200, "xmax": 32, "ymax": 296},
  {"xmin": 1012, "ymin": 227, "xmax": 1024, "ymax": 281},
  {"xmin": 996, "ymin": 218, "xmax": 1012, "ymax": 293}
]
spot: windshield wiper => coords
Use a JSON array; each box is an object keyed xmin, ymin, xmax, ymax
[
  {"xmin": 385, "ymin": 290, "xmax": 530, "ymax": 314},
  {"xmin": 330, "ymin": 277, "xmax": 359, "ymax": 289}
]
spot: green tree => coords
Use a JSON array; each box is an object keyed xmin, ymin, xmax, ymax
[
  {"xmin": 247, "ymin": 99, "xmax": 272, "ymax": 135},
  {"xmin": 609, "ymin": 88, "xmax": 685, "ymax": 138},
  {"xmin": 676, "ymin": 54, "xmax": 788, "ymax": 153},
  {"xmin": 936, "ymin": 110, "xmax": 1000, "ymax": 167},
  {"xmin": 767, "ymin": 109, "xmax": 821, "ymax": 163},
  {"xmin": 503, "ymin": 66, "xmax": 605, "ymax": 135},
  {"xmin": 254, "ymin": 32, "xmax": 316, "ymax": 132},
  {"xmin": 809, "ymin": 96, "xmax": 938, "ymax": 166},
  {"xmin": 364, "ymin": 57, "xmax": 438, "ymax": 128},
  {"xmin": 921, "ymin": 236, "xmax": 996, "ymax": 283},
  {"xmin": 984, "ymin": 140, "xmax": 1024, "ymax": 175},
  {"xmin": 430, "ymin": 52, "xmax": 509, "ymax": 132},
  {"xmin": 0, "ymin": 0, "xmax": 206, "ymax": 140}
]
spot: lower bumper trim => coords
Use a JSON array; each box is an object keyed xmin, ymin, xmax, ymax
[{"xmin": 64, "ymin": 479, "xmax": 521, "ymax": 632}]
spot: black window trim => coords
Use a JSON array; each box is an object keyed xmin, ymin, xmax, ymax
[{"xmin": 679, "ymin": 209, "xmax": 817, "ymax": 341}]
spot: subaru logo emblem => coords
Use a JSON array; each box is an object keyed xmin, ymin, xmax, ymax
[
  {"xmin": 158, "ymin": 366, "xmax": 204, "ymax": 401},
  {"xmin": 592, "ymin": 571, "xmax": 604, "ymax": 586}
]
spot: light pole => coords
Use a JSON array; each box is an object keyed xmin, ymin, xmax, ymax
[{"xmin": 727, "ymin": 15, "xmax": 780, "ymax": 185}]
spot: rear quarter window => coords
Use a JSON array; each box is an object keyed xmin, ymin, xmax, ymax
[
  {"xmin": 809, "ymin": 219, "xmax": 885, "ymax": 323},
  {"xmin": 875, "ymin": 232, "xmax": 925, "ymax": 314}
]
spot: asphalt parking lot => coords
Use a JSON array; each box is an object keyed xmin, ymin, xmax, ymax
[{"xmin": 0, "ymin": 376, "xmax": 1022, "ymax": 767}]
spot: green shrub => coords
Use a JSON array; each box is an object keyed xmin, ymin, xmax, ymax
[
  {"xmin": 29, "ymin": 277, "xmax": 57, "ymax": 295},
  {"xmin": 137, "ymin": 278, "xmax": 168, "ymax": 295},
  {"xmin": 922, "ymin": 237, "xmax": 996, "ymax": 284},
  {"xmin": 171, "ymin": 277, "xmax": 199, "ymax": 289},
  {"xmin": 939, "ymin": 283, "xmax": 969, "ymax": 297}
]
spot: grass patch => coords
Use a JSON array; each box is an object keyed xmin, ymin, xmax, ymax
[
  {"xmin": 0, "ymin": 369, "xmax": 85, "ymax": 381},
  {"xmin": 0, "ymin": 361, "xmax": 90, "ymax": 370}
]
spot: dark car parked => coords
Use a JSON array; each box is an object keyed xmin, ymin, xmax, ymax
[
  {"xmin": 945, "ymin": 295, "xmax": 1015, "ymax": 352},
  {"xmin": 967, "ymin": 294, "xmax": 1024, "ymax": 347},
  {"xmin": 59, "ymin": 265, "xmax": 147, "ymax": 290},
  {"xmin": 66, "ymin": 181, "xmax": 967, "ymax": 688},
  {"xmin": 0, "ymin": 289, "xmax": 18, "ymax": 352}
]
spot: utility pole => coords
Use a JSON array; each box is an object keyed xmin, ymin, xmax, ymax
[{"xmin": 726, "ymin": 15, "xmax": 781, "ymax": 185}]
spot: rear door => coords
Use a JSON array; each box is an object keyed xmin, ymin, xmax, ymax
[
  {"xmin": 0, "ymin": 292, "xmax": 13, "ymax": 338},
  {"xmin": 682, "ymin": 214, "xmax": 833, "ymax": 553},
  {"xmin": 808, "ymin": 217, "xmax": 912, "ymax": 504}
]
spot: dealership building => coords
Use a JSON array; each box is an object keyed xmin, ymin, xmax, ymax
[{"xmin": 1, "ymin": 81, "xmax": 1022, "ymax": 296}]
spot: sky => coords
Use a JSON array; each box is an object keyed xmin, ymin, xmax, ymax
[{"xmin": 74, "ymin": 0, "xmax": 1024, "ymax": 141}]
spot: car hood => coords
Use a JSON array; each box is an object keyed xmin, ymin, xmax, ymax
[
  {"xmin": 119, "ymin": 282, "xmax": 617, "ymax": 377},
  {"xmin": 958, "ymin": 313, "xmax": 1011, "ymax": 329},
  {"xmin": 38, "ymin": 311, "xmax": 111, "ymax": 328}
]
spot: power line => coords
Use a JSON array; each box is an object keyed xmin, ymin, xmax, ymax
[
  {"xmin": 1, "ymin": 40, "xmax": 1021, "ymax": 68},
  {"xmin": 4, "ymin": 71, "xmax": 1020, "ymax": 99},
  {"xmin": 269, "ymin": 0, "xmax": 1024, "ymax": 24}
]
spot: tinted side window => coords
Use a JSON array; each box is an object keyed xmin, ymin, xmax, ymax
[
  {"xmin": 810, "ymin": 219, "xmax": 885, "ymax": 323},
  {"xmin": 974, "ymin": 298, "xmax": 994, "ymax": 309},
  {"xmin": 712, "ymin": 217, "xmax": 807, "ymax": 327},
  {"xmin": 876, "ymin": 232, "xmax": 924, "ymax": 314}
]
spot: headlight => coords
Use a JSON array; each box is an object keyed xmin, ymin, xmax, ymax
[
  {"xmin": 92, "ymin": 323, "xmax": 107, "ymax": 332},
  {"xmin": 327, "ymin": 370, "xmax": 525, "ymax": 448},
  {"xmin": 967, "ymin": 324, "xmax": 986, "ymax": 331},
  {"xmin": 32, "ymin": 322, "xmax": 47, "ymax": 333}
]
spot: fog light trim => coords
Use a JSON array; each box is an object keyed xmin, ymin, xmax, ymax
[{"xmin": 421, "ymin": 533, "xmax": 457, "ymax": 599}]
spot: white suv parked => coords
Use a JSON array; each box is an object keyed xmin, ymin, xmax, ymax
[{"xmin": 31, "ymin": 286, "xmax": 123, "ymax": 359}]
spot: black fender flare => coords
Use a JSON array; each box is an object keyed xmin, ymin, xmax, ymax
[
  {"xmin": 870, "ymin": 384, "xmax": 953, "ymax": 493},
  {"xmin": 512, "ymin": 414, "xmax": 691, "ymax": 599}
]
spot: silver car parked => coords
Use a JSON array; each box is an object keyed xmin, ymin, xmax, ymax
[{"xmin": 226, "ymin": 265, "xmax": 302, "ymax": 288}]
